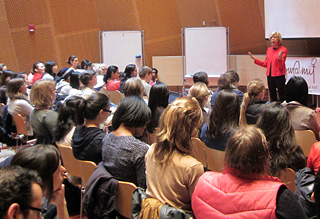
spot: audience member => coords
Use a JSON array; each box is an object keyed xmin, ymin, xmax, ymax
[
  {"xmin": 0, "ymin": 166, "xmax": 43, "ymax": 219},
  {"xmin": 192, "ymin": 126, "xmax": 307, "ymax": 219},
  {"xmin": 102, "ymin": 96, "xmax": 151, "ymax": 188},
  {"xmin": 32, "ymin": 61, "xmax": 54, "ymax": 84},
  {"xmin": 139, "ymin": 66, "xmax": 153, "ymax": 98},
  {"xmin": 193, "ymin": 71, "xmax": 209, "ymax": 87},
  {"xmin": 256, "ymin": 102, "xmax": 306, "ymax": 177},
  {"xmin": 80, "ymin": 70, "xmax": 97, "ymax": 99},
  {"xmin": 57, "ymin": 55, "xmax": 79, "ymax": 79},
  {"xmin": 30, "ymin": 80, "xmax": 58, "ymax": 144},
  {"xmin": 308, "ymin": 142, "xmax": 320, "ymax": 175},
  {"xmin": 80, "ymin": 59, "xmax": 92, "ymax": 70},
  {"xmin": 201, "ymin": 89, "xmax": 239, "ymax": 151},
  {"xmin": 0, "ymin": 70, "xmax": 15, "ymax": 87},
  {"xmin": 45, "ymin": 61, "xmax": 58, "ymax": 79},
  {"xmin": 145, "ymin": 97, "xmax": 204, "ymax": 211},
  {"xmin": 103, "ymin": 65, "xmax": 120, "ymax": 91},
  {"xmin": 120, "ymin": 64, "xmax": 137, "ymax": 92},
  {"xmin": 122, "ymin": 77, "xmax": 144, "ymax": 97},
  {"xmin": 146, "ymin": 82, "xmax": 169, "ymax": 134},
  {"xmin": 239, "ymin": 78, "xmax": 266, "ymax": 125},
  {"xmin": 0, "ymin": 63, "xmax": 7, "ymax": 72},
  {"xmin": 150, "ymin": 68, "xmax": 160, "ymax": 86},
  {"xmin": 283, "ymin": 76, "xmax": 320, "ymax": 140}
]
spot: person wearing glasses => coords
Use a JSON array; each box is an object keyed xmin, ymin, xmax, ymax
[
  {"xmin": 0, "ymin": 166, "xmax": 45, "ymax": 219},
  {"xmin": 71, "ymin": 93, "xmax": 111, "ymax": 164}
]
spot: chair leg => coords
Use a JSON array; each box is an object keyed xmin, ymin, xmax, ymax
[{"xmin": 80, "ymin": 187, "xmax": 84, "ymax": 219}]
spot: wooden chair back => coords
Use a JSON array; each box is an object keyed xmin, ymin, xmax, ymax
[
  {"xmin": 205, "ymin": 147, "xmax": 225, "ymax": 172},
  {"xmin": 279, "ymin": 168, "xmax": 296, "ymax": 193},
  {"xmin": 12, "ymin": 114, "xmax": 28, "ymax": 136},
  {"xmin": 56, "ymin": 144, "xmax": 81, "ymax": 178},
  {"xmin": 115, "ymin": 181, "xmax": 137, "ymax": 218},
  {"xmin": 77, "ymin": 160, "xmax": 97, "ymax": 187},
  {"xmin": 109, "ymin": 90, "xmax": 125, "ymax": 106},
  {"xmin": 99, "ymin": 87, "xmax": 109, "ymax": 96},
  {"xmin": 294, "ymin": 130, "xmax": 317, "ymax": 157},
  {"xmin": 191, "ymin": 138, "xmax": 207, "ymax": 169}
]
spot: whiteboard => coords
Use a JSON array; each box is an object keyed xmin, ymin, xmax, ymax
[
  {"xmin": 184, "ymin": 27, "xmax": 228, "ymax": 76},
  {"xmin": 265, "ymin": 0, "xmax": 320, "ymax": 38},
  {"xmin": 101, "ymin": 31, "xmax": 143, "ymax": 71}
]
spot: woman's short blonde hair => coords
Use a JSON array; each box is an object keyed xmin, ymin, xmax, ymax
[
  {"xmin": 269, "ymin": 31, "xmax": 283, "ymax": 45},
  {"xmin": 30, "ymin": 80, "xmax": 56, "ymax": 107},
  {"xmin": 188, "ymin": 82, "xmax": 210, "ymax": 107}
]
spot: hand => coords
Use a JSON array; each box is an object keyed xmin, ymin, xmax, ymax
[
  {"xmin": 248, "ymin": 52, "xmax": 256, "ymax": 61},
  {"xmin": 50, "ymin": 184, "xmax": 66, "ymax": 207},
  {"xmin": 278, "ymin": 50, "xmax": 284, "ymax": 61}
]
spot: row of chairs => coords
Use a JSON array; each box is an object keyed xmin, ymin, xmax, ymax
[{"xmin": 57, "ymin": 144, "xmax": 137, "ymax": 218}]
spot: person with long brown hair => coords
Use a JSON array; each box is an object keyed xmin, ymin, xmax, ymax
[{"xmin": 145, "ymin": 97, "xmax": 204, "ymax": 211}]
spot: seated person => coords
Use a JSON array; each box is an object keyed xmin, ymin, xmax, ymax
[
  {"xmin": 80, "ymin": 70, "xmax": 97, "ymax": 99},
  {"xmin": 102, "ymin": 96, "xmax": 151, "ymax": 188},
  {"xmin": 283, "ymin": 76, "xmax": 320, "ymax": 140},
  {"xmin": 103, "ymin": 65, "xmax": 120, "ymax": 91},
  {"xmin": 145, "ymin": 97, "xmax": 204, "ymax": 212},
  {"xmin": 138, "ymin": 66, "xmax": 152, "ymax": 98},
  {"xmin": 200, "ymin": 89, "xmax": 239, "ymax": 151},
  {"xmin": 122, "ymin": 77, "xmax": 144, "ymax": 97},
  {"xmin": 192, "ymin": 126, "xmax": 307, "ymax": 219},
  {"xmin": 307, "ymin": 142, "xmax": 320, "ymax": 175}
]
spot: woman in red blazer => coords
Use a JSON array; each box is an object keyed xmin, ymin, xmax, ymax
[{"xmin": 248, "ymin": 31, "xmax": 287, "ymax": 102}]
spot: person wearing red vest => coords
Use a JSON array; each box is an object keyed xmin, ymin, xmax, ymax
[
  {"xmin": 192, "ymin": 126, "xmax": 307, "ymax": 219},
  {"xmin": 248, "ymin": 31, "xmax": 287, "ymax": 102}
]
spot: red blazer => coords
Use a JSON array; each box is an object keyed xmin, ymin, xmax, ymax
[{"xmin": 255, "ymin": 45, "xmax": 287, "ymax": 77}]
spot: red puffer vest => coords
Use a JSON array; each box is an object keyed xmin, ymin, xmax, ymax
[{"xmin": 192, "ymin": 168, "xmax": 283, "ymax": 219}]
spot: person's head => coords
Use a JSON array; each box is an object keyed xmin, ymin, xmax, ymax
[
  {"xmin": 112, "ymin": 96, "xmax": 151, "ymax": 135},
  {"xmin": 139, "ymin": 66, "xmax": 152, "ymax": 82},
  {"xmin": 207, "ymin": 89, "xmax": 240, "ymax": 138},
  {"xmin": 123, "ymin": 64, "xmax": 137, "ymax": 80},
  {"xmin": 67, "ymin": 55, "xmax": 79, "ymax": 69},
  {"xmin": 99, "ymin": 64, "xmax": 108, "ymax": 75},
  {"xmin": 103, "ymin": 65, "xmax": 119, "ymax": 83},
  {"xmin": 0, "ymin": 166, "xmax": 43, "ymax": 219},
  {"xmin": 13, "ymin": 72, "xmax": 28, "ymax": 84},
  {"xmin": 269, "ymin": 31, "xmax": 282, "ymax": 47},
  {"xmin": 188, "ymin": 82, "xmax": 210, "ymax": 108},
  {"xmin": 11, "ymin": 144, "xmax": 64, "ymax": 203},
  {"xmin": 225, "ymin": 125, "xmax": 269, "ymax": 177},
  {"xmin": 151, "ymin": 68, "xmax": 158, "ymax": 81},
  {"xmin": 0, "ymin": 63, "xmax": 7, "ymax": 72},
  {"xmin": 69, "ymin": 72, "xmax": 81, "ymax": 90},
  {"xmin": 45, "ymin": 61, "xmax": 58, "ymax": 76},
  {"xmin": 30, "ymin": 80, "xmax": 56, "ymax": 108},
  {"xmin": 0, "ymin": 70, "xmax": 15, "ymax": 87},
  {"xmin": 32, "ymin": 61, "xmax": 45, "ymax": 74},
  {"xmin": 80, "ymin": 70, "xmax": 97, "ymax": 88},
  {"xmin": 80, "ymin": 60, "xmax": 92, "ymax": 70},
  {"xmin": 148, "ymin": 83, "xmax": 169, "ymax": 111},
  {"xmin": 122, "ymin": 77, "xmax": 144, "ymax": 97},
  {"xmin": 154, "ymin": 97, "xmax": 203, "ymax": 163},
  {"xmin": 239, "ymin": 78, "xmax": 265, "ymax": 126},
  {"xmin": 7, "ymin": 78, "xmax": 28, "ymax": 99},
  {"xmin": 285, "ymin": 76, "xmax": 308, "ymax": 106},
  {"xmin": 193, "ymin": 72, "xmax": 209, "ymax": 86},
  {"xmin": 79, "ymin": 93, "xmax": 110, "ymax": 124}
]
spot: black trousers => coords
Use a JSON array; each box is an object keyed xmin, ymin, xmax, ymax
[{"xmin": 267, "ymin": 75, "xmax": 286, "ymax": 102}]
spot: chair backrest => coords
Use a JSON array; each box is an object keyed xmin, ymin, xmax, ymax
[
  {"xmin": 205, "ymin": 147, "xmax": 226, "ymax": 172},
  {"xmin": 279, "ymin": 168, "xmax": 296, "ymax": 193},
  {"xmin": 11, "ymin": 114, "xmax": 28, "ymax": 135},
  {"xmin": 109, "ymin": 90, "xmax": 125, "ymax": 105},
  {"xmin": 99, "ymin": 87, "xmax": 109, "ymax": 96},
  {"xmin": 77, "ymin": 160, "xmax": 97, "ymax": 187},
  {"xmin": 115, "ymin": 181, "xmax": 137, "ymax": 218},
  {"xmin": 56, "ymin": 143, "xmax": 81, "ymax": 178},
  {"xmin": 190, "ymin": 138, "xmax": 207, "ymax": 169},
  {"xmin": 294, "ymin": 130, "xmax": 317, "ymax": 157}
]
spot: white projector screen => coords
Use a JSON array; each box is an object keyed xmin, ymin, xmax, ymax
[
  {"xmin": 265, "ymin": 0, "xmax": 320, "ymax": 38},
  {"xmin": 184, "ymin": 27, "xmax": 227, "ymax": 76}
]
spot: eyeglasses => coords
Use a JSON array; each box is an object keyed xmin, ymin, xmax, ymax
[
  {"xmin": 102, "ymin": 108, "xmax": 112, "ymax": 113},
  {"xmin": 22, "ymin": 206, "xmax": 47, "ymax": 218}
]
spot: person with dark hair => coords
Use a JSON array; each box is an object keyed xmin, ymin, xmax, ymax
[
  {"xmin": 144, "ymin": 97, "xmax": 204, "ymax": 212},
  {"xmin": 45, "ymin": 61, "xmax": 58, "ymax": 79},
  {"xmin": 67, "ymin": 72, "xmax": 82, "ymax": 96},
  {"xmin": 120, "ymin": 64, "xmax": 137, "ymax": 92},
  {"xmin": 239, "ymin": 78, "xmax": 266, "ymax": 125},
  {"xmin": 201, "ymin": 89, "xmax": 239, "ymax": 151},
  {"xmin": 11, "ymin": 144, "xmax": 69, "ymax": 219},
  {"xmin": 72, "ymin": 93, "xmax": 111, "ymax": 164},
  {"xmin": 55, "ymin": 96, "xmax": 85, "ymax": 146},
  {"xmin": 192, "ymin": 125, "xmax": 307, "ymax": 219},
  {"xmin": 56, "ymin": 55, "xmax": 79, "ymax": 81},
  {"xmin": 103, "ymin": 65, "xmax": 120, "ymax": 91},
  {"xmin": 146, "ymin": 82, "xmax": 169, "ymax": 133},
  {"xmin": 32, "ymin": 61, "xmax": 54, "ymax": 84},
  {"xmin": 210, "ymin": 70, "xmax": 244, "ymax": 107},
  {"xmin": 102, "ymin": 96, "xmax": 151, "ymax": 188},
  {"xmin": 7, "ymin": 78, "xmax": 34, "ymax": 136},
  {"xmin": 30, "ymin": 80, "xmax": 58, "ymax": 144},
  {"xmin": 0, "ymin": 166, "xmax": 43, "ymax": 219},
  {"xmin": 139, "ymin": 66, "xmax": 153, "ymax": 98},
  {"xmin": 80, "ymin": 59, "xmax": 92, "ymax": 70},
  {"xmin": 257, "ymin": 102, "xmax": 306, "ymax": 177},
  {"xmin": 0, "ymin": 63, "xmax": 7, "ymax": 72},
  {"xmin": 193, "ymin": 71, "xmax": 209, "ymax": 86},
  {"xmin": 122, "ymin": 77, "xmax": 144, "ymax": 97},
  {"xmin": 283, "ymin": 76, "xmax": 319, "ymax": 140},
  {"xmin": 0, "ymin": 70, "xmax": 15, "ymax": 88},
  {"xmin": 150, "ymin": 68, "xmax": 160, "ymax": 86},
  {"xmin": 249, "ymin": 31, "xmax": 287, "ymax": 102},
  {"xmin": 80, "ymin": 70, "xmax": 97, "ymax": 99}
]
